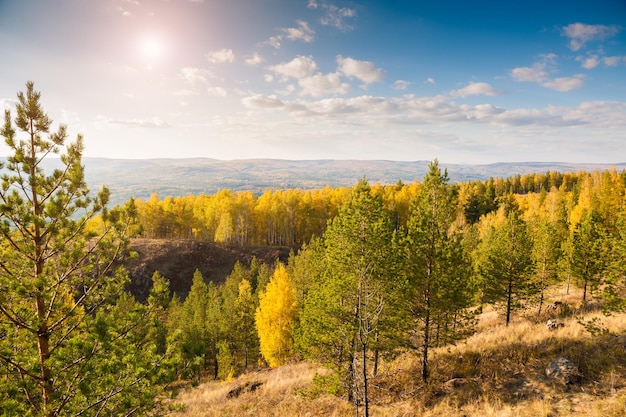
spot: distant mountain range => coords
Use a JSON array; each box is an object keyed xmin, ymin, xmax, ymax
[{"xmin": 4, "ymin": 157, "xmax": 625, "ymax": 207}]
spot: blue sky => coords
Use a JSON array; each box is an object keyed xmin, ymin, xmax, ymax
[{"xmin": 0, "ymin": 0, "xmax": 625, "ymax": 163}]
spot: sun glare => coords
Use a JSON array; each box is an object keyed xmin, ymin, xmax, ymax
[{"xmin": 139, "ymin": 35, "xmax": 163, "ymax": 61}]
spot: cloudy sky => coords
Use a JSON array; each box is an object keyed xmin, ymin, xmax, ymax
[{"xmin": 0, "ymin": 0, "xmax": 625, "ymax": 163}]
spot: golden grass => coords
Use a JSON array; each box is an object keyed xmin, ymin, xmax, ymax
[{"xmin": 162, "ymin": 289, "xmax": 626, "ymax": 417}]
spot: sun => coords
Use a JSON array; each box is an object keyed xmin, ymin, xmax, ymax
[{"xmin": 138, "ymin": 35, "xmax": 163, "ymax": 61}]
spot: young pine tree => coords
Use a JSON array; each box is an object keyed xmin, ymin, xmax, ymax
[
  {"xmin": 476, "ymin": 199, "xmax": 535, "ymax": 325},
  {"xmin": 402, "ymin": 160, "xmax": 474, "ymax": 381},
  {"xmin": 298, "ymin": 179, "xmax": 407, "ymax": 417},
  {"xmin": 0, "ymin": 82, "xmax": 160, "ymax": 416}
]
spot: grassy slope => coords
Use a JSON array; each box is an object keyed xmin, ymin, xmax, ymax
[{"xmin": 161, "ymin": 288, "xmax": 626, "ymax": 417}]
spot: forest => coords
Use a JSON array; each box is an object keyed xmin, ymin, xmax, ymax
[{"xmin": 1, "ymin": 83, "xmax": 625, "ymax": 417}]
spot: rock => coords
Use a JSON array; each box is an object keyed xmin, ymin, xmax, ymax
[
  {"xmin": 226, "ymin": 381, "xmax": 263, "ymax": 399},
  {"xmin": 546, "ymin": 319, "xmax": 565, "ymax": 330},
  {"xmin": 442, "ymin": 377, "xmax": 480, "ymax": 393},
  {"xmin": 546, "ymin": 357, "xmax": 580, "ymax": 385}
]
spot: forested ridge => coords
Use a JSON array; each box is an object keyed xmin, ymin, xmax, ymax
[
  {"xmin": 127, "ymin": 168, "xmax": 615, "ymax": 245},
  {"xmin": 1, "ymin": 83, "xmax": 625, "ymax": 417}
]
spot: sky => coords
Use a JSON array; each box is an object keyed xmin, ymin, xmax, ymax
[{"xmin": 0, "ymin": 0, "xmax": 625, "ymax": 164}]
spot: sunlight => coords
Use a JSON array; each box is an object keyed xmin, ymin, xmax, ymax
[{"xmin": 138, "ymin": 34, "xmax": 163, "ymax": 62}]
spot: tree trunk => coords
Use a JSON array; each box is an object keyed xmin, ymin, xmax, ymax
[
  {"xmin": 422, "ymin": 302, "xmax": 430, "ymax": 381},
  {"xmin": 372, "ymin": 348, "xmax": 379, "ymax": 377},
  {"xmin": 362, "ymin": 343, "xmax": 369, "ymax": 417},
  {"xmin": 37, "ymin": 294, "xmax": 54, "ymax": 416},
  {"xmin": 506, "ymin": 277, "xmax": 513, "ymax": 326}
]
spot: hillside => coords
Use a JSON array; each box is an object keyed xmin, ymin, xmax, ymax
[
  {"xmin": 125, "ymin": 239, "xmax": 291, "ymax": 302},
  {"xmin": 161, "ymin": 290, "xmax": 626, "ymax": 417}
]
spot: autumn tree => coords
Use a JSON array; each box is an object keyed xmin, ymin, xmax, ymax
[
  {"xmin": 0, "ymin": 82, "xmax": 160, "ymax": 416},
  {"xmin": 255, "ymin": 263, "xmax": 297, "ymax": 367}
]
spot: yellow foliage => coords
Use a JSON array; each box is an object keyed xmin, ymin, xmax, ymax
[{"xmin": 255, "ymin": 263, "xmax": 298, "ymax": 367}]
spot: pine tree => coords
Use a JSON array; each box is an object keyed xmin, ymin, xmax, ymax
[
  {"xmin": 179, "ymin": 269, "xmax": 209, "ymax": 377},
  {"xmin": 147, "ymin": 271, "xmax": 171, "ymax": 355},
  {"xmin": 402, "ymin": 160, "xmax": 474, "ymax": 381},
  {"xmin": 569, "ymin": 210, "xmax": 606, "ymax": 302},
  {"xmin": 603, "ymin": 212, "xmax": 626, "ymax": 313},
  {"xmin": 233, "ymin": 278, "xmax": 258, "ymax": 370},
  {"xmin": 298, "ymin": 179, "xmax": 407, "ymax": 416},
  {"xmin": 476, "ymin": 199, "xmax": 534, "ymax": 325},
  {"xmin": 530, "ymin": 218, "xmax": 561, "ymax": 314},
  {"xmin": 0, "ymin": 82, "xmax": 160, "ymax": 416}
]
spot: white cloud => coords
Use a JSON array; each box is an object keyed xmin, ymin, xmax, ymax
[
  {"xmin": 541, "ymin": 75, "xmax": 585, "ymax": 92},
  {"xmin": 206, "ymin": 48, "xmax": 235, "ymax": 64},
  {"xmin": 239, "ymin": 93, "xmax": 626, "ymax": 130},
  {"xmin": 270, "ymin": 55, "xmax": 318, "ymax": 80},
  {"xmin": 511, "ymin": 55, "xmax": 584, "ymax": 92},
  {"xmin": 337, "ymin": 56, "xmax": 384, "ymax": 84},
  {"xmin": 299, "ymin": 73, "xmax": 351, "ymax": 97},
  {"xmin": 0, "ymin": 98, "xmax": 18, "ymax": 111},
  {"xmin": 284, "ymin": 20, "xmax": 315, "ymax": 42},
  {"xmin": 565, "ymin": 100, "xmax": 626, "ymax": 127},
  {"xmin": 59, "ymin": 109, "xmax": 81, "ymax": 126},
  {"xmin": 207, "ymin": 86, "xmax": 228, "ymax": 97},
  {"xmin": 603, "ymin": 56, "xmax": 625, "ymax": 67},
  {"xmin": 510, "ymin": 66, "xmax": 549, "ymax": 83},
  {"xmin": 99, "ymin": 116, "xmax": 171, "ymax": 129},
  {"xmin": 117, "ymin": 7, "xmax": 132, "ymax": 17},
  {"xmin": 179, "ymin": 67, "xmax": 213, "ymax": 85},
  {"xmin": 267, "ymin": 35, "xmax": 282, "ymax": 49},
  {"xmin": 311, "ymin": 2, "xmax": 357, "ymax": 30},
  {"xmin": 450, "ymin": 82, "xmax": 503, "ymax": 98},
  {"xmin": 266, "ymin": 20, "xmax": 315, "ymax": 49},
  {"xmin": 242, "ymin": 94, "xmax": 285, "ymax": 109},
  {"xmin": 245, "ymin": 52, "xmax": 264, "ymax": 66},
  {"xmin": 562, "ymin": 23, "xmax": 622, "ymax": 51},
  {"xmin": 425, "ymin": 77, "xmax": 435, "ymax": 85},
  {"xmin": 576, "ymin": 55, "xmax": 599, "ymax": 69},
  {"xmin": 394, "ymin": 80, "xmax": 410, "ymax": 90},
  {"xmin": 277, "ymin": 84, "xmax": 297, "ymax": 96}
]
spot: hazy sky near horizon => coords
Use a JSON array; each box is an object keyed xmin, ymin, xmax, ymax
[{"xmin": 1, "ymin": 0, "xmax": 625, "ymax": 163}]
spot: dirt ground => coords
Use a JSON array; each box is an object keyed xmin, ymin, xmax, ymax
[{"xmin": 125, "ymin": 239, "xmax": 291, "ymax": 302}]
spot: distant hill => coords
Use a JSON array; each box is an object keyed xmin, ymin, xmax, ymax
[
  {"xmin": 81, "ymin": 158, "xmax": 625, "ymax": 206},
  {"xmin": 3, "ymin": 157, "xmax": 624, "ymax": 207}
]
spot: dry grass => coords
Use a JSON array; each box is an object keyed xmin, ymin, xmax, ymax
[
  {"xmin": 162, "ymin": 362, "xmax": 354, "ymax": 417},
  {"xmin": 161, "ymin": 289, "xmax": 626, "ymax": 416}
]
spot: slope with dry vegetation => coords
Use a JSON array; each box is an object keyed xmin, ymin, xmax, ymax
[{"xmin": 161, "ymin": 286, "xmax": 626, "ymax": 417}]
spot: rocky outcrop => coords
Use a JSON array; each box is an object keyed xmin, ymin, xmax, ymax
[
  {"xmin": 546, "ymin": 357, "xmax": 580, "ymax": 385},
  {"xmin": 546, "ymin": 319, "xmax": 565, "ymax": 330}
]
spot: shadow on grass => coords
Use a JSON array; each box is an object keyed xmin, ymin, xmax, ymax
[{"xmin": 374, "ymin": 332, "xmax": 626, "ymax": 408}]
